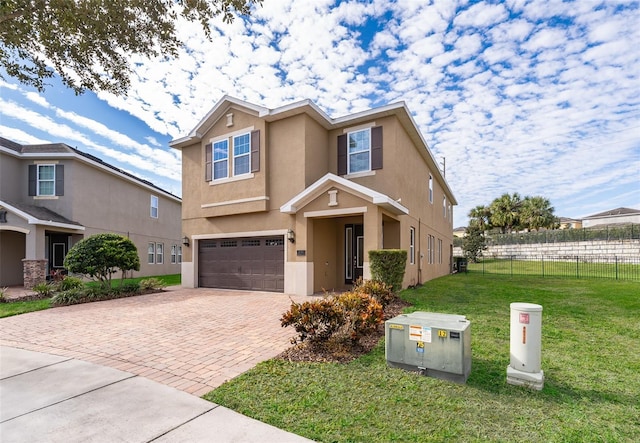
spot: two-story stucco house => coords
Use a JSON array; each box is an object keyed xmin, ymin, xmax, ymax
[
  {"xmin": 0, "ymin": 137, "xmax": 182, "ymax": 288},
  {"xmin": 170, "ymin": 96, "xmax": 456, "ymax": 296}
]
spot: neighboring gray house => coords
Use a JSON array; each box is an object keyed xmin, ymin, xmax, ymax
[
  {"xmin": 582, "ymin": 207, "xmax": 640, "ymax": 228},
  {"xmin": 0, "ymin": 137, "xmax": 182, "ymax": 288}
]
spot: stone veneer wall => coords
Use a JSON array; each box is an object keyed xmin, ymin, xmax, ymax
[
  {"xmin": 453, "ymin": 239, "xmax": 640, "ymax": 259},
  {"xmin": 22, "ymin": 259, "xmax": 48, "ymax": 289}
]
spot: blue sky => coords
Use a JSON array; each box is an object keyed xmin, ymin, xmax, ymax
[{"xmin": 1, "ymin": 0, "xmax": 639, "ymax": 228}]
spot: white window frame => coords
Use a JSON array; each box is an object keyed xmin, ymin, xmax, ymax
[
  {"xmin": 178, "ymin": 246, "xmax": 182, "ymax": 264},
  {"xmin": 429, "ymin": 175, "xmax": 433, "ymax": 204},
  {"xmin": 213, "ymin": 139, "xmax": 229, "ymax": 180},
  {"xmin": 148, "ymin": 242, "xmax": 155, "ymax": 264},
  {"xmin": 347, "ymin": 128, "xmax": 371, "ymax": 174},
  {"xmin": 438, "ymin": 238, "xmax": 443, "ymax": 264},
  {"xmin": 156, "ymin": 243, "xmax": 164, "ymax": 264},
  {"xmin": 150, "ymin": 195, "xmax": 158, "ymax": 218},
  {"xmin": 37, "ymin": 164, "xmax": 56, "ymax": 196},
  {"xmin": 233, "ymin": 133, "xmax": 251, "ymax": 176},
  {"xmin": 409, "ymin": 227, "xmax": 415, "ymax": 265},
  {"xmin": 443, "ymin": 196, "xmax": 447, "ymax": 218},
  {"xmin": 171, "ymin": 244, "xmax": 177, "ymax": 264}
]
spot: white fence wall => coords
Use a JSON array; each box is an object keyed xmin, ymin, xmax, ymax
[{"xmin": 453, "ymin": 239, "xmax": 640, "ymax": 259}]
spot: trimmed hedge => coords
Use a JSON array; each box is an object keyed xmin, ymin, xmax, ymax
[{"xmin": 368, "ymin": 249, "xmax": 407, "ymax": 292}]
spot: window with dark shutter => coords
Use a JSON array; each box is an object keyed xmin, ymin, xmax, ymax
[
  {"xmin": 251, "ymin": 130, "xmax": 260, "ymax": 172},
  {"xmin": 205, "ymin": 143, "xmax": 212, "ymax": 181},
  {"xmin": 337, "ymin": 134, "xmax": 347, "ymax": 175},
  {"xmin": 55, "ymin": 164, "xmax": 64, "ymax": 196},
  {"xmin": 371, "ymin": 126, "xmax": 383, "ymax": 170}
]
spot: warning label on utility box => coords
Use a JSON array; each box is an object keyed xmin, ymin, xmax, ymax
[{"xmin": 410, "ymin": 325, "xmax": 432, "ymax": 343}]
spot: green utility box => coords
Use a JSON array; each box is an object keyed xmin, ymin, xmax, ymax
[{"xmin": 385, "ymin": 311, "xmax": 472, "ymax": 383}]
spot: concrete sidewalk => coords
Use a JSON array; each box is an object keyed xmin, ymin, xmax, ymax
[{"xmin": 0, "ymin": 346, "xmax": 313, "ymax": 443}]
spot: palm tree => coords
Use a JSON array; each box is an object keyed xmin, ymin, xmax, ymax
[
  {"xmin": 468, "ymin": 205, "xmax": 492, "ymax": 232},
  {"xmin": 489, "ymin": 193, "xmax": 522, "ymax": 233},
  {"xmin": 521, "ymin": 196, "xmax": 557, "ymax": 231}
]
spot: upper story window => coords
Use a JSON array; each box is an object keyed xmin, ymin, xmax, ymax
[
  {"xmin": 348, "ymin": 128, "xmax": 371, "ymax": 174},
  {"xmin": 233, "ymin": 133, "xmax": 251, "ymax": 176},
  {"xmin": 213, "ymin": 140, "xmax": 229, "ymax": 180},
  {"xmin": 205, "ymin": 129, "xmax": 260, "ymax": 183},
  {"xmin": 29, "ymin": 164, "xmax": 64, "ymax": 197},
  {"xmin": 150, "ymin": 195, "xmax": 158, "ymax": 218},
  {"xmin": 443, "ymin": 196, "xmax": 447, "ymax": 218},
  {"xmin": 37, "ymin": 165, "xmax": 55, "ymax": 196},
  {"xmin": 337, "ymin": 126, "xmax": 382, "ymax": 176},
  {"xmin": 429, "ymin": 174, "xmax": 433, "ymax": 204}
]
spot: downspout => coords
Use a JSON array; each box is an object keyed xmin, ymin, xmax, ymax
[{"xmin": 418, "ymin": 218, "xmax": 422, "ymax": 284}]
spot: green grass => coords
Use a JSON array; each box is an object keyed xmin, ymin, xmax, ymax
[
  {"xmin": 0, "ymin": 298, "xmax": 52, "ymax": 318},
  {"xmin": 205, "ymin": 274, "xmax": 640, "ymax": 442},
  {"xmin": 85, "ymin": 273, "xmax": 181, "ymax": 288},
  {"xmin": 468, "ymin": 258, "xmax": 640, "ymax": 280}
]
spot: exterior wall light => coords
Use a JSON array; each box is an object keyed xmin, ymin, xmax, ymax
[
  {"xmin": 182, "ymin": 236, "xmax": 190, "ymax": 246},
  {"xmin": 287, "ymin": 229, "xmax": 295, "ymax": 243}
]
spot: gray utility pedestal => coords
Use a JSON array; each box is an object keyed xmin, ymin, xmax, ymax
[{"xmin": 385, "ymin": 312, "xmax": 471, "ymax": 383}]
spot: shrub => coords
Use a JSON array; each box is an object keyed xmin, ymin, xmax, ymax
[
  {"xmin": 335, "ymin": 291, "xmax": 384, "ymax": 341},
  {"xmin": 32, "ymin": 282, "xmax": 56, "ymax": 297},
  {"xmin": 368, "ymin": 249, "xmax": 407, "ymax": 292},
  {"xmin": 51, "ymin": 288, "xmax": 87, "ymax": 306},
  {"xmin": 57, "ymin": 276, "xmax": 84, "ymax": 292},
  {"xmin": 64, "ymin": 233, "xmax": 140, "ymax": 288},
  {"xmin": 139, "ymin": 278, "xmax": 166, "ymax": 290},
  {"xmin": 0, "ymin": 287, "xmax": 7, "ymax": 303},
  {"xmin": 281, "ymin": 297, "xmax": 344, "ymax": 344},
  {"xmin": 120, "ymin": 281, "xmax": 141, "ymax": 293},
  {"xmin": 353, "ymin": 278, "xmax": 395, "ymax": 308}
]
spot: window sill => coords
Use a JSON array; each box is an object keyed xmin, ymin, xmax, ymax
[
  {"xmin": 210, "ymin": 173, "xmax": 254, "ymax": 185},
  {"xmin": 33, "ymin": 196, "xmax": 59, "ymax": 200},
  {"xmin": 343, "ymin": 170, "xmax": 376, "ymax": 179}
]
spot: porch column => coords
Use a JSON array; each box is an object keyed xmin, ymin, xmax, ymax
[
  {"xmin": 23, "ymin": 225, "xmax": 47, "ymax": 288},
  {"xmin": 363, "ymin": 208, "xmax": 383, "ymax": 280}
]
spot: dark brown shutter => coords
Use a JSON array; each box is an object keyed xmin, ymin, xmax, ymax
[
  {"xmin": 28, "ymin": 164, "xmax": 37, "ymax": 196},
  {"xmin": 337, "ymin": 134, "xmax": 347, "ymax": 175},
  {"xmin": 55, "ymin": 164, "xmax": 64, "ymax": 196},
  {"xmin": 371, "ymin": 126, "xmax": 383, "ymax": 170},
  {"xmin": 205, "ymin": 143, "xmax": 212, "ymax": 182},
  {"xmin": 251, "ymin": 130, "xmax": 260, "ymax": 173}
]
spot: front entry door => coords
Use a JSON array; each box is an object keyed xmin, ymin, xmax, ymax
[{"xmin": 345, "ymin": 224, "xmax": 364, "ymax": 284}]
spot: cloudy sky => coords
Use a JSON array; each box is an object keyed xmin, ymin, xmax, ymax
[{"xmin": 1, "ymin": 0, "xmax": 639, "ymax": 227}]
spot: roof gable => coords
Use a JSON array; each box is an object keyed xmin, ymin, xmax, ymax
[
  {"xmin": 584, "ymin": 207, "xmax": 640, "ymax": 219},
  {"xmin": 280, "ymin": 173, "xmax": 409, "ymax": 216}
]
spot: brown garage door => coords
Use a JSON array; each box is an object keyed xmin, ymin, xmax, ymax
[{"xmin": 198, "ymin": 236, "xmax": 285, "ymax": 292}]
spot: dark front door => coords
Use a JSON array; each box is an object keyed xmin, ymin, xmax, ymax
[
  {"xmin": 47, "ymin": 233, "xmax": 69, "ymax": 275},
  {"xmin": 345, "ymin": 224, "xmax": 364, "ymax": 284}
]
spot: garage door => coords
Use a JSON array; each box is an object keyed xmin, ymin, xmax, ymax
[{"xmin": 198, "ymin": 236, "xmax": 285, "ymax": 292}]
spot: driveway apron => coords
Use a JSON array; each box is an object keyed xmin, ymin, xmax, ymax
[{"xmin": 0, "ymin": 287, "xmax": 308, "ymax": 397}]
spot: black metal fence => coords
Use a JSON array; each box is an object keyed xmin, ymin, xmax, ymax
[
  {"xmin": 467, "ymin": 255, "xmax": 640, "ymax": 281},
  {"xmin": 454, "ymin": 224, "xmax": 639, "ymax": 247}
]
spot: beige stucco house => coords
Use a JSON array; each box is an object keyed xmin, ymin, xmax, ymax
[
  {"xmin": 0, "ymin": 137, "xmax": 182, "ymax": 288},
  {"xmin": 170, "ymin": 96, "xmax": 457, "ymax": 296}
]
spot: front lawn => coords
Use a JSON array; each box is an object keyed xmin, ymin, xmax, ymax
[
  {"xmin": 0, "ymin": 299, "xmax": 52, "ymax": 318},
  {"xmin": 205, "ymin": 275, "xmax": 640, "ymax": 442}
]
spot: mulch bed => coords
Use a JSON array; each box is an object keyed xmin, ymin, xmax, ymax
[{"xmin": 276, "ymin": 297, "xmax": 412, "ymax": 364}]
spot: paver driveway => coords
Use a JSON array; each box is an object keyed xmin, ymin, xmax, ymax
[{"xmin": 0, "ymin": 287, "xmax": 310, "ymax": 397}]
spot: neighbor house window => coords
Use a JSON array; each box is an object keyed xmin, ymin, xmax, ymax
[
  {"xmin": 348, "ymin": 128, "xmax": 371, "ymax": 174},
  {"xmin": 429, "ymin": 174, "xmax": 433, "ymax": 204},
  {"xmin": 171, "ymin": 245, "xmax": 177, "ymax": 264},
  {"xmin": 150, "ymin": 195, "xmax": 158, "ymax": 218},
  {"xmin": 410, "ymin": 227, "xmax": 415, "ymax": 265},
  {"xmin": 438, "ymin": 238, "xmax": 443, "ymax": 264},
  {"xmin": 38, "ymin": 164, "xmax": 56, "ymax": 196},
  {"xmin": 156, "ymin": 243, "xmax": 164, "ymax": 264},
  {"xmin": 233, "ymin": 133, "xmax": 251, "ymax": 175},
  {"xmin": 428, "ymin": 235, "xmax": 434, "ymax": 264},
  {"xmin": 148, "ymin": 242, "xmax": 155, "ymax": 264},
  {"xmin": 443, "ymin": 196, "xmax": 447, "ymax": 218},
  {"xmin": 213, "ymin": 139, "xmax": 229, "ymax": 179},
  {"xmin": 178, "ymin": 246, "xmax": 182, "ymax": 264}
]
